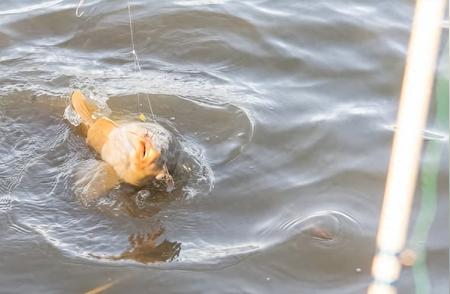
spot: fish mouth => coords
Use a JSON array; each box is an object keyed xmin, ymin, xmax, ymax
[
  {"xmin": 128, "ymin": 130, "xmax": 158, "ymax": 161},
  {"xmin": 142, "ymin": 134, "xmax": 155, "ymax": 160}
]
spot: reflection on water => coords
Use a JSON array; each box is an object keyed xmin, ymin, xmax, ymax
[
  {"xmin": 114, "ymin": 232, "xmax": 180, "ymax": 263},
  {"xmin": 92, "ymin": 228, "xmax": 181, "ymax": 264},
  {"xmin": 0, "ymin": 0, "xmax": 448, "ymax": 293}
]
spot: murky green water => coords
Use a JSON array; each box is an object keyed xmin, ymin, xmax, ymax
[{"xmin": 0, "ymin": 1, "xmax": 448, "ymax": 293}]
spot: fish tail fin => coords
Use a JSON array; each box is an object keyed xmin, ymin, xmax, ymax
[{"xmin": 71, "ymin": 90, "xmax": 96, "ymax": 126}]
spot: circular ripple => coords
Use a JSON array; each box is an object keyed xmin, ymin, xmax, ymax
[
  {"xmin": 0, "ymin": 91, "xmax": 254, "ymax": 268},
  {"xmin": 295, "ymin": 210, "xmax": 362, "ymax": 248}
]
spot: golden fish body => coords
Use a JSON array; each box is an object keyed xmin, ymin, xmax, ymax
[{"xmin": 69, "ymin": 90, "xmax": 174, "ymax": 201}]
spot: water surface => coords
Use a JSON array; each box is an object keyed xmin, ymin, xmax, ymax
[{"xmin": 0, "ymin": 0, "xmax": 448, "ymax": 293}]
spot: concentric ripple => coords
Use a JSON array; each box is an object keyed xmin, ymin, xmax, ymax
[{"xmin": 0, "ymin": 90, "xmax": 254, "ymax": 267}]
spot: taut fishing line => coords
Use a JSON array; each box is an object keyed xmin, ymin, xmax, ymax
[
  {"xmin": 75, "ymin": 0, "xmax": 156, "ymax": 121},
  {"xmin": 126, "ymin": 0, "xmax": 156, "ymax": 121}
]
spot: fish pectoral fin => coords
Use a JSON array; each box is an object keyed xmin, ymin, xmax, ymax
[
  {"xmin": 71, "ymin": 90, "xmax": 97, "ymax": 126},
  {"xmin": 74, "ymin": 159, "xmax": 121, "ymax": 206}
]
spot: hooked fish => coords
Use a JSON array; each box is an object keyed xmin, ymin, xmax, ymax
[{"xmin": 69, "ymin": 90, "xmax": 176, "ymax": 203}]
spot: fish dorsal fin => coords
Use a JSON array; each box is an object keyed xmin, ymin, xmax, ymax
[
  {"xmin": 86, "ymin": 117, "xmax": 118, "ymax": 154},
  {"xmin": 71, "ymin": 90, "xmax": 97, "ymax": 126}
]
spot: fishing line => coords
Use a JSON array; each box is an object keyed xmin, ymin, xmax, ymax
[
  {"xmin": 127, "ymin": 0, "xmax": 156, "ymax": 122},
  {"xmin": 76, "ymin": 0, "xmax": 156, "ymax": 121}
]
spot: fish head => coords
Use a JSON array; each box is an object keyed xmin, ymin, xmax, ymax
[{"xmin": 125, "ymin": 128, "xmax": 173, "ymax": 190}]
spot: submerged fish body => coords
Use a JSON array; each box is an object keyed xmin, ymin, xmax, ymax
[{"xmin": 69, "ymin": 90, "xmax": 177, "ymax": 202}]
